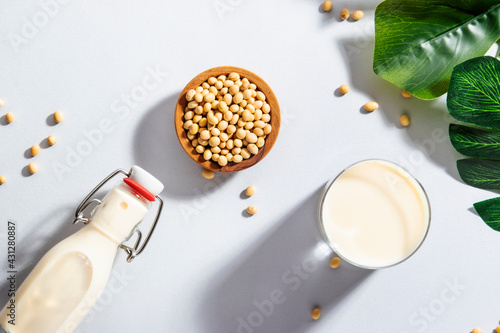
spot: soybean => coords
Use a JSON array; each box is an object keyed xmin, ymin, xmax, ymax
[
  {"xmin": 330, "ymin": 257, "xmax": 341, "ymax": 268},
  {"xmin": 247, "ymin": 205, "xmax": 257, "ymax": 215},
  {"xmin": 203, "ymin": 150, "xmax": 212, "ymax": 161},
  {"xmin": 339, "ymin": 84, "xmax": 350, "ymax": 94},
  {"xmin": 28, "ymin": 162, "xmax": 38, "ymax": 174},
  {"xmin": 322, "ymin": 1, "xmax": 332, "ymax": 11},
  {"xmin": 401, "ymin": 89, "xmax": 412, "ymax": 98},
  {"xmin": 364, "ymin": 101, "xmax": 378, "ymax": 112},
  {"xmin": 186, "ymin": 89, "xmax": 196, "ymax": 101},
  {"xmin": 218, "ymin": 155, "xmax": 228, "ymax": 166},
  {"xmin": 195, "ymin": 145, "xmax": 205, "ymax": 154},
  {"xmin": 311, "ymin": 308, "xmax": 321, "ymax": 320},
  {"xmin": 209, "ymin": 136, "xmax": 221, "ymax": 147},
  {"xmin": 194, "ymin": 93, "xmax": 203, "ymax": 103},
  {"xmin": 256, "ymin": 137, "xmax": 265, "ymax": 148},
  {"xmin": 340, "ymin": 8, "xmax": 350, "ymax": 20},
  {"xmin": 5, "ymin": 112, "xmax": 14, "ymax": 123},
  {"xmin": 352, "ymin": 10, "xmax": 364, "ymax": 20},
  {"xmin": 236, "ymin": 128, "xmax": 247, "ymax": 139},
  {"xmin": 228, "ymin": 72, "xmax": 240, "ymax": 81},
  {"xmin": 400, "ymin": 115, "xmax": 410, "ymax": 127},
  {"xmin": 246, "ymin": 132, "xmax": 258, "ymax": 144},
  {"xmin": 233, "ymin": 92, "xmax": 243, "ymax": 104},
  {"xmin": 189, "ymin": 124, "xmax": 199, "ymax": 135},
  {"xmin": 247, "ymin": 144, "xmax": 258, "ymax": 155},
  {"xmin": 202, "ymin": 168, "xmax": 215, "ymax": 179},
  {"xmin": 241, "ymin": 148, "xmax": 251, "ymax": 159},
  {"xmin": 229, "ymin": 85, "xmax": 240, "ymax": 95},
  {"xmin": 30, "ymin": 145, "xmax": 40, "ymax": 157},
  {"xmin": 245, "ymin": 186, "xmax": 256, "ymax": 196},
  {"xmin": 200, "ymin": 130, "xmax": 211, "ymax": 140},
  {"xmin": 53, "ymin": 110, "xmax": 64, "ymax": 123},
  {"xmin": 47, "ymin": 135, "xmax": 57, "ymax": 146}
]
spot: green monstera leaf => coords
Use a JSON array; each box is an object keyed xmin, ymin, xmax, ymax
[
  {"xmin": 474, "ymin": 197, "xmax": 500, "ymax": 231},
  {"xmin": 449, "ymin": 124, "xmax": 500, "ymax": 160},
  {"xmin": 373, "ymin": 0, "xmax": 500, "ymax": 99},
  {"xmin": 448, "ymin": 56, "xmax": 500, "ymax": 130},
  {"xmin": 457, "ymin": 158, "xmax": 500, "ymax": 190},
  {"xmin": 447, "ymin": 56, "xmax": 500, "ymax": 231}
]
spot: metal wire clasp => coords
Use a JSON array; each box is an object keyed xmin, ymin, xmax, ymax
[{"xmin": 72, "ymin": 168, "xmax": 164, "ymax": 263}]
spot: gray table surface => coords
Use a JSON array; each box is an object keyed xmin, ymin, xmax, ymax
[{"xmin": 1, "ymin": 1, "xmax": 498, "ymax": 332}]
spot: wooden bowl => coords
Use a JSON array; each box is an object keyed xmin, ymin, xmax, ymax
[{"xmin": 174, "ymin": 66, "xmax": 281, "ymax": 172}]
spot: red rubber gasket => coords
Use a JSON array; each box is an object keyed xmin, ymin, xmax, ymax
[{"xmin": 123, "ymin": 178, "xmax": 155, "ymax": 202}]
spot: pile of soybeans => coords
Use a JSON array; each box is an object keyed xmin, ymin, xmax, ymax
[{"xmin": 182, "ymin": 72, "xmax": 272, "ymax": 167}]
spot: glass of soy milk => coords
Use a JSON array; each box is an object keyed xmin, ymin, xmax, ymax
[{"xmin": 319, "ymin": 159, "xmax": 431, "ymax": 269}]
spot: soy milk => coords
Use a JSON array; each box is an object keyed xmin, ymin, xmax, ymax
[
  {"xmin": 0, "ymin": 166, "xmax": 163, "ymax": 332},
  {"xmin": 320, "ymin": 160, "xmax": 430, "ymax": 268}
]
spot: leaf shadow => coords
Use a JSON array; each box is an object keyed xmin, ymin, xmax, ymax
[
  {"xmin": 468, "ymin": 206, "xmax": 478, "ymax": 216},
  {"xmin": 338, "ymin": 34, "xmax": 464, "ymax": 184}
]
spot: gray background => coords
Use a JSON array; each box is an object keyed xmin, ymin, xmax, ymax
[{"xmin": 0, "ymin": 0, "xmax": 498, "ymax": 332}]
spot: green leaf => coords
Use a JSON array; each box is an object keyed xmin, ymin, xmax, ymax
[
  {"xmin": 474, "ymin": 197, "xmax": 500, "ymax": 231},
  {"xmin": 447, "ymin": 56, "xmax": 500, "ymax": 130},
  {"xmin": 457, "ymin": 158, "xmax": 500, "ymax": 190},
  {"xmin": 373, "ymin": 0, "xmax": 500, "ymax": 100},
  {"xmin": 449, "ymin": 124, "xmax": 500, "ymax": 159}
]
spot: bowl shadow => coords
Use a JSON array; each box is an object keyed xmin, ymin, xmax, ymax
[
  {"xmin": 133, "ymin": 93, "xmax": 234, "ymax": 199},
  {"xmin": 198, "ymin": 188, "xmax": 372, "ymax": 332}
]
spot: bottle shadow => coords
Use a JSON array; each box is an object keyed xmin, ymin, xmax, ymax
[
  {"xmin": 132, "ymin": 93, "xmax": 234, "ymax": 200},
  {"xmin": 0, "ymin": 207, "xmax": 77, "ymax": 307},
  {"xmin": 198, "ymin": 187, "xmax": 373, "ymax": 332}
]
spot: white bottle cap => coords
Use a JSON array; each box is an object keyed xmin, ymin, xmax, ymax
[{"xmin": 128, "ymin": 165, "xmax": 164, "ymax": 196}]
